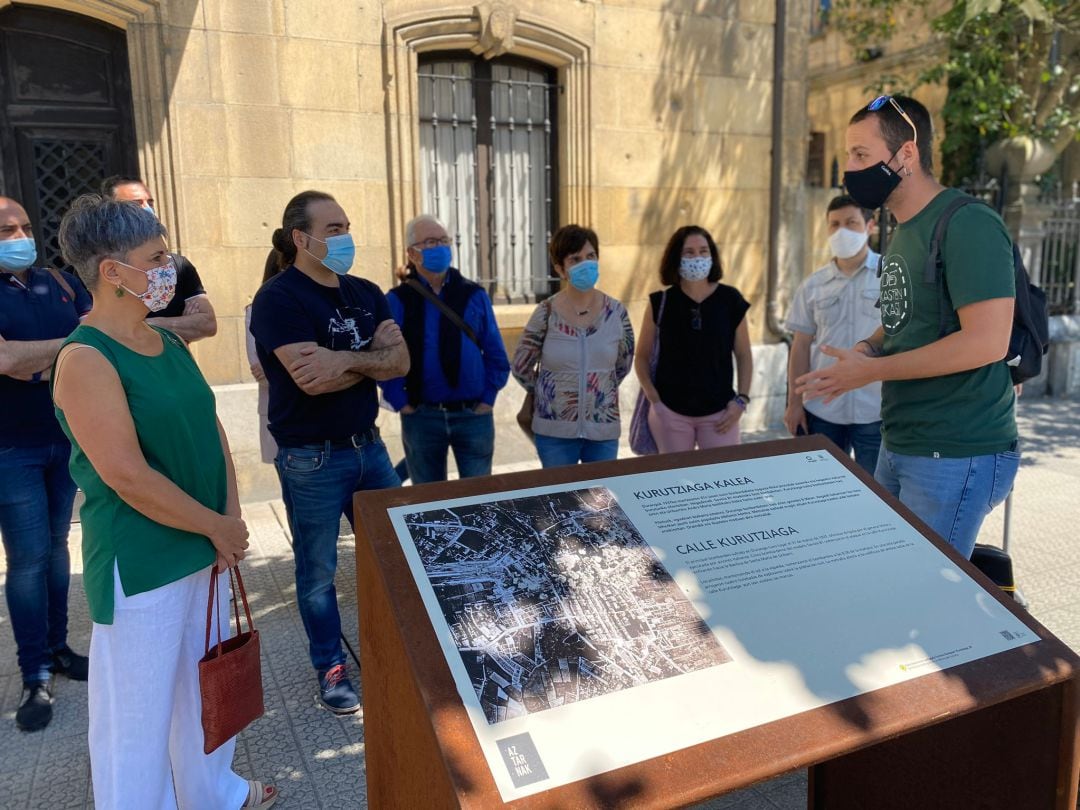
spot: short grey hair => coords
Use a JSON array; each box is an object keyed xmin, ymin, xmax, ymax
[
  {"xmin": 58, "ymin": 194, "xmax": 167, "ymax": 290},
  {"xmin": 405, "ymin": 214, "xmax": 447, "ymax": 247}
]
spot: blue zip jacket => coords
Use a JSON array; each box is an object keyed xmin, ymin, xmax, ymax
[{"xmin": 380, "ymin": 274, "xmax": 509, "ymax": 410}]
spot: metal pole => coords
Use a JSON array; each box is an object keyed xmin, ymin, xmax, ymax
[{"xmin": 1002, "ymin": 490, "xmax": 1012, "ymax": 553}]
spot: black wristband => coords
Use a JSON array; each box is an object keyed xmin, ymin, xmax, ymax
[{"xmin": 857, "ymin": 340, "xmax": 881, "ymax": 357}]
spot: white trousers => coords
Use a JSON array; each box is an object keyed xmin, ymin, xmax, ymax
[{"xmin": 89, "ymin": 564, "xmax": 248, "ymax": 809}]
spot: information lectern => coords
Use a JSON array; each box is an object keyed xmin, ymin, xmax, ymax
[{"xmin": 354, "ymin": 437, "xmax": 1079, "ymax": 808}]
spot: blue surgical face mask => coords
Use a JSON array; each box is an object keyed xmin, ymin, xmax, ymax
[
  {"xmin": 304, "ymin": 233, "xmax": 355, "ymax": 275},
  {"xmin": 420, "ymin": 244, "xmax": 453, "ymax": 273},
  {"xmin": 567, "ymin": 259, "xmax": 599, "ymax": 291},
  {"xmin": 0, "ymin": 237, "xmax": 37, "ymax": 272}
]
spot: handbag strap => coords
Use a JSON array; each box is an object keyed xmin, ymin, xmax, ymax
[
  {"xmin": 231, "ymin": 566, "xmax": 254, "ymax": 632},
  {"xmin": 534, "ymin": 298, "xmax": 552, "ymax": 370},
  {"xmin": 204, "ymin": 567, "xmax": 220, "ymax": 655},
  {"xmin": 204, "ymin": 565, "xmax": 255, "ymax": 657},
  {"xmin": 403, "ymin": 277, "xmax": 480, "ymax": 348},
  {"xmin": 649, "ymin": 290, "xmax": 667, "ymax": 381},
  {"xmin": 539, "ymin": 298, "xmax": 552, "ymax": 341}
]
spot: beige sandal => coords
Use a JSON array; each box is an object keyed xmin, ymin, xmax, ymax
[{"xmin": 241, "ymin": 780, "xmax": 278, "ymax": 808}]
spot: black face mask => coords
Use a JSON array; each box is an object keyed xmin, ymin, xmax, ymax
[{"xmin": 843, "ymin": 152, "xmax": 902, "ymax": 210}]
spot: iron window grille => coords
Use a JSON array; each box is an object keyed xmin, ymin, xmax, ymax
[{"xmin": 418, "ymin": 54, "xmax": 560, "ymax": 304}]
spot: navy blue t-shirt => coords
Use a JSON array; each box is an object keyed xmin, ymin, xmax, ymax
[
  {"xmin": 250, "ymin": 267, "xmax": 391, "ymax": 447},
  {"xmin": 0, "ymin": 267, "xmax": 93, "ymax": 446}
]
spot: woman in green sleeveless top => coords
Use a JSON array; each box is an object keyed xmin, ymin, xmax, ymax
[{"xmin": 52, "ymin": 196, "xmax": 278, "ymax": 809}]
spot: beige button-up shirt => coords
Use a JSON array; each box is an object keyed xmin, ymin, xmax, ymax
[{"xmin": 786, "ymin": 250, "xmax": 882, "ymax": 425}]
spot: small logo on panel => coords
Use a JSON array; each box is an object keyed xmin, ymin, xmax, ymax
[{"xmin": 496, "ymin": 732, "xmax": 549, "ymax": 788}]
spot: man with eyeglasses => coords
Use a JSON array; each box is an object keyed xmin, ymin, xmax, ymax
[
  {"xmin": 380, "ymin": 215, "xmax": 509, "ymax": 483},
  {"xmin": 0, "ymin": 197, "xmax": 93, "ymax": 731},
  {"xmin": 797, "ymin": 95, "xmax": 1019, "ymax": 560}
]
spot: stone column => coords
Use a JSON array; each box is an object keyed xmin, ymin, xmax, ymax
[{"xmin": 986, "ymin": 136, "xmax": 1056, "ymax": 240}]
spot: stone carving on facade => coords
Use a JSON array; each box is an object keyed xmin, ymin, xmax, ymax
[{"xmin": 473, "ymin": 1, "xmax": 517, "ymax": 59}]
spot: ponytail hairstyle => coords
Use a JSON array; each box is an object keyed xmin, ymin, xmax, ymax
[
  {"xmin": 271, "ymin": 190, "xmax": 337, "ymax": 269},
  {"xmin": 260, "ymin": 248, "xmax": 282, "ymax": 285}
]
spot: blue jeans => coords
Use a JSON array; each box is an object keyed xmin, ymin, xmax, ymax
[
  {"xmin": 401, "ymin": 405, "xmax": 495, "ymax": 484},
  {"xmin": 275, "ymin": 437, "xmax": 400, "ymax": 671},
  {"xmin": 534, "ymin": 434, "xmax": 619, "ymax": 468},
  {"xmin": 874, "ymin": 445, "xmax": 1020, "ymax": 559},
  {"xmin": 806, "ymin": 412, "xmax": 882, "ymax": 477},
  {"xmin": 0, "ymin": 443, "xmax": 78, "ymax": 683}
]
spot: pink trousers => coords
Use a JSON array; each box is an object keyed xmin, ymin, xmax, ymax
[{"xmin": 647, "ymin": 400, "xmax": 741, "ymax": 453}]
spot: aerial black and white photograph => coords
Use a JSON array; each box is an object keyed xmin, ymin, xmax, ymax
[{"xmin": 402, "ymin": 487, "xmax": 732, "ymax": 724}]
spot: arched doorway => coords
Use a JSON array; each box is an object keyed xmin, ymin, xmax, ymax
[{"xmin": 0, "ymin": 5, "xmax": 138, "ymax": 268}]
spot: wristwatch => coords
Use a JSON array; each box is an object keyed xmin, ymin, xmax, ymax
[{"xmin": 734, "ymin": 392, "xmax": 750, "ymax": 409}]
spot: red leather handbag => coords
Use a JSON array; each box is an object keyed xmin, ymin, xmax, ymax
[{"xmin": 198, "ymin": 565, "xmax": 264, "ymax": 754}]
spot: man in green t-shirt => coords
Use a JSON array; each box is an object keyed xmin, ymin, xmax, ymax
[{"xmin": 796, "ymin": 95, "xmax": 1019, "ymax": 560}]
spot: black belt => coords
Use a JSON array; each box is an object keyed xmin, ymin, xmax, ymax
[
  {"xmin": 297, "ymin": 427, "xmax": 380, "ymax": 451},
  {"xmin": 425, "ymin": 400, "xmax": 478, "ymax": 412}
]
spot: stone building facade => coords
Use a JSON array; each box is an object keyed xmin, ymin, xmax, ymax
[
  {"xmin": 1, "ymin": 0, "xmax": 810, "ymax": 496},
  {"xmin": 803, "ymin": 3, "xmax": 946, "ymax": 266}
]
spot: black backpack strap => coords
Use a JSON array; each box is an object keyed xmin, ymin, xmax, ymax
[
  {"xmin": 925, "ymin": 195, "xmax": 987, "ymax": 338},
  {"xmin": 403, "ymin": 277, "xmax": 480, "ymax": 348},
  {"xmin": 924, "ymin": 196, "xmax": 986, "ymax": 283}
]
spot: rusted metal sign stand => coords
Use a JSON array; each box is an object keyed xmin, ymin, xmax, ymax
[{"xmin": 354, "ymin": 437, "xmax": 1080, "ymax": 809}]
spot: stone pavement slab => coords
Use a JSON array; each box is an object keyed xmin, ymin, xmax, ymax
[{"xmin": 1, "ymin": 399, "xmax": 1077, "ymax": 808}]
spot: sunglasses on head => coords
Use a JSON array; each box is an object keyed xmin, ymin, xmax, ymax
[{"xmin": 867, "ymin": 95, "xmax": 917, "ymax": 146}]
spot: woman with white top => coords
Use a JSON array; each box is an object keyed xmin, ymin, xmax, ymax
[{"xmin": 52, "ymin": 195, "xmax": 276, "ymax": 809}]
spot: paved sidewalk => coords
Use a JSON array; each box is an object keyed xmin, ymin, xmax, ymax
[{"xmin": 1, "ymin": 398, "xmax": 1077, "ymax": 808}]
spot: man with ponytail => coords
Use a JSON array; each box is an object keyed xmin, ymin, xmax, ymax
[{"xmin": 250, "ymin": 191, "xmax": 409, "ymax": 714}]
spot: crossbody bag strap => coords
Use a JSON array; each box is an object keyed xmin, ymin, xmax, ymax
[
  {"xmin": 404, "ymin": 278, "xmax": 480, "ymax": 348},
  {"xmin": 45, "ymin": 268, "xmax": 76, "ymax": 301}
]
